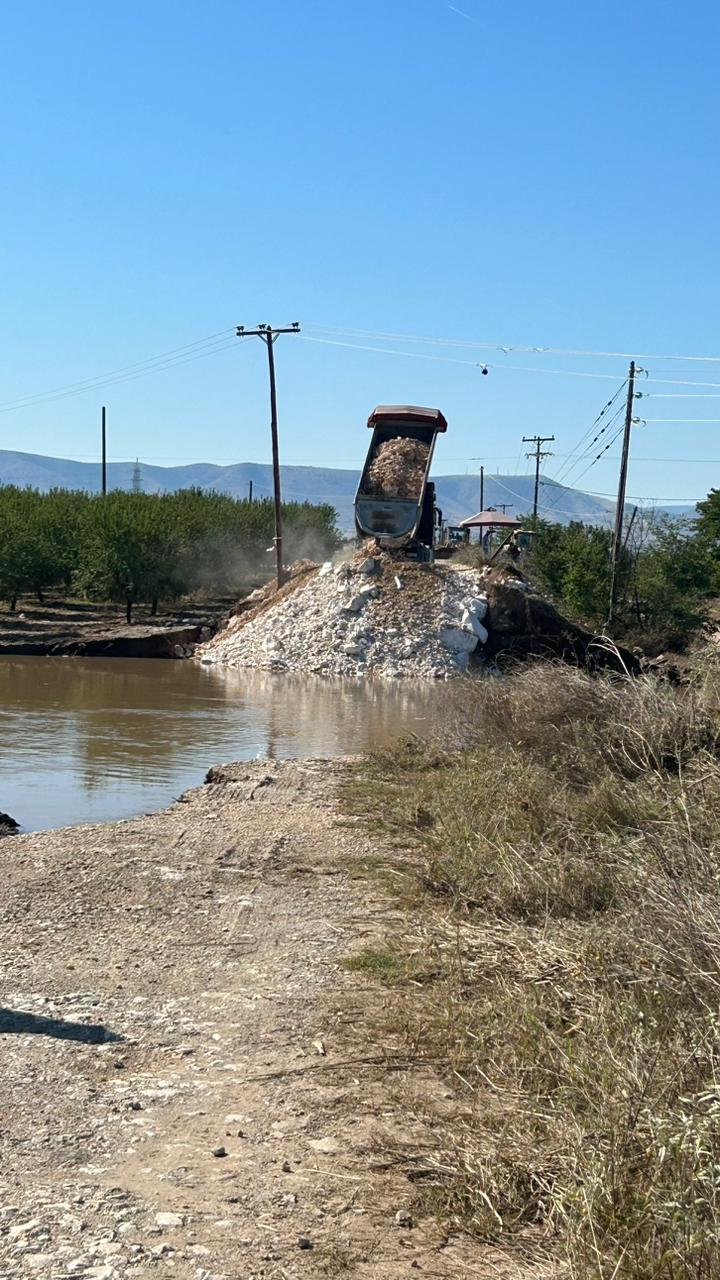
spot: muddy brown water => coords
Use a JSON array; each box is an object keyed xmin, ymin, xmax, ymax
[{"xmin": 0, "ymin": 656, "xmax": 447, "ymax": 833}]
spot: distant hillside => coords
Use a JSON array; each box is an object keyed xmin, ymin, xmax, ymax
[{"xmin": 0, "ymin": 448, "xmax": 680, "ymax": 531}]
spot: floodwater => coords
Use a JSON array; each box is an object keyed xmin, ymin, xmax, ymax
[{"xmin": 0, "ymin": 657, "xmax": 446, "ymax": 833}]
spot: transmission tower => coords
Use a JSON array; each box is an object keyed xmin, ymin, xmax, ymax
[{"xmin": 132, "ymin": 459, "xmax": 143, "ymax": 493}]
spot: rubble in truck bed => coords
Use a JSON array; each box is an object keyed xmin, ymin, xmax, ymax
[
  {"xmin": 364, "ymin": 437, "xmax": 430, "ymax": 499},
  {"xmin": 197, "ymin": 551, "xmax": 640, "ymax": 680}
]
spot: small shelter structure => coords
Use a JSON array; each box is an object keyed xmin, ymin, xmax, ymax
[{"xmin": 460, "ymin": 508, "xmax": 522, "ymax": 551}]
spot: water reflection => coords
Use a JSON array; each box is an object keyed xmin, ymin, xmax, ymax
[{"xmin": 0, "ymin": 657, "xmax": 444, "ymax": 832}]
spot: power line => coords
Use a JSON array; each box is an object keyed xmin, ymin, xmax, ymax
[
  {"xmin": 5, "ymin": 322, "xmax": 720, "ymax": 423},
  {"xmin": 309, "ymin": 336, "xmax": 720, "ymax": 389},
  {"xmin": 542, "ymin": 389, "xmax": 627, "ymax": 515},
  {"xmin": 306, "ymin": 324, "xmax": 720, "ymax": 365},
  {"xmin": 641, "ymin": 375, "xmax": 720, "ymax": 388},
  {"xmin": 491, "ymin": 475, "xmax": 598, "ymax": 521},
  {"xmin": 550, "ymin": 380, "xmax": 627, "ymax": 488},
  {"xmin": 0, "ymin": 329, "xmax": 237, "ymax": 415},
  {"xmin": 582, "ymin": 487, "xmax": 702, "ymax": 502},
  {"xmin": 551, "ymin": 403, "xmax": 626, "ymax": 494},
  {"xmin": 301, "ymin": 335, "xmax": 631, "ymax": 381},
  {"xmin": 9, "ymin": 326, "xmax": 719, "ymax": 425},
  {"xmin": 0, "ymin": 336, "xmax": 242, "ymax": 416},
  {"xmin": 567, "ymin": 422, "xmax": 629, "ymax": 491},
  {"xmin": 595, "ymin": 456, "xmax": 720, "ymax": 465}
]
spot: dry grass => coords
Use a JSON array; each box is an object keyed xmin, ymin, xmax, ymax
[{"xmin": 345, "ymin": 654, "xmax": 720, "ymax": 1277}]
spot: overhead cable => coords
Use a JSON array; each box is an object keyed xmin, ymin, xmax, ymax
[
  {"xmin": 306, "ymin": 324, "xmax": 720, "ymax": 365},
  {"xmin": 550, "ymin": 381, "xmax": 627, "ymax": 488},
  {"xmin": 581, "ymin": 487, "xmax": 702, "ymax": 503},
  {"xmin": 544, "ymin": 403, "xmax": 626, "ymax": 509},
  {"xmin": 0, "ymin": 337, "xmax": 242, "ymax": 416},
  {"xmin": 0, "ymin": 328, "xmax": 237, "ymax": 414},
  {"xmin": 567, "ymin": 423, "xmax": 629, "ymax": 491},
  {"xmin": 490, "ymin": 475, "xmax": 603, "ymax": 521},
  {"xmin": 309, "ymin": 333, "xmax": 720, "ymax": 388},
  {"xmin": 641, "ymin": 376, "xmax": 720, "ymax": 389},
  {"xmin": 300, "ymin": 335, "xmax": 627, "ymax": 380}
]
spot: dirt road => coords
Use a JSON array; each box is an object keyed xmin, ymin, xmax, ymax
[{"xmin": 0, "ymin": 759, "xmax": 509, "ymax": 1279}]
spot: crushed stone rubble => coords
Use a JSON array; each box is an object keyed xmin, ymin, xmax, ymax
[
  {"xmin": 364, "ymin": 437, "xmax": 429, "ymax": 499},
  {"xmin": 197, "ymin": 551, "xmax": 491, "ymax": 679}
]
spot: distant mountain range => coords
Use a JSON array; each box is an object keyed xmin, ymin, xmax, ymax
[{"xmin": 0, "ymin": 448, "xmax": 688, "ymax": 531}]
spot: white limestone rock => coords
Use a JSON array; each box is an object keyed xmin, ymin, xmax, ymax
[{"xmin": 439, "ymin": 626, "xmax": 479, "ymax": 654}]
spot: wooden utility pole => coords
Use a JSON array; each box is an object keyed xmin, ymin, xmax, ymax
[
  {"xmin": 236, "ymin": 323, "xmax": 300, "ymax": 587},
  {"xmin": 248, "ymin": 479, "xmax": 253, "ymax": 504},
  {"xmin": 101, "ymin": 405, "xmax": 107, "ymax": 495},
  {"xmin": 622, "ymin": 504, "xmax": 639, "ymax": 552},
  {"xmin": 608, "ymin": 361, "xmax": 636, "ymax": 625},
  {"xmin": 523, "ymin": 435, "xmax": 555, "ymax": 517},
  {"xmin": 479, "ymin": 465, "xmax": 484, "ymax": 513}
]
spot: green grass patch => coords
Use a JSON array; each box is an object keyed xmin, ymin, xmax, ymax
[{"xmin": 343, "ymin": 948, "xmax": 408, "ymax": 981}]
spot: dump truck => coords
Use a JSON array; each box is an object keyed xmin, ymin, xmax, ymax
[{"xmin": 354, "ymin": 405, "xmax": 447, "ymax": 560}]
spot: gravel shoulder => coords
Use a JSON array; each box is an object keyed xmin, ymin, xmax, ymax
[{"xmin": 0, "ymin": 759, "xmax": 521, "ymax": 1279}]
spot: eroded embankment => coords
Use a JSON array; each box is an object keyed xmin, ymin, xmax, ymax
[
  {"xmin": 0, "ymin": 599, "xmax": 226, "ymax": 658},
  {"xmin": 0, "ymin": 759, "xmax": 510, "ymax": 1280}
]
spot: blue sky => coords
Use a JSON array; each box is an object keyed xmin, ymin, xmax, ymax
[{"xmin": 1, "ymin": 0, "xmax": 718, "ymax": 507}]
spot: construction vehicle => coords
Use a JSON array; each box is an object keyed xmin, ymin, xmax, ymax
[
  {"xmin": 354, "ymin": 405, "xmax": 447, "ymax": 560},
  {"xmin": 434, "ymin": 522, "xmax": 470, "ymax": 558}
]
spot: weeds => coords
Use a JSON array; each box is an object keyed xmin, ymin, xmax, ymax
[
  {"xmin": 346, "ymin": 653, "xmax": 720, "ymax": 1276},
  {"xmin": 343, "ymin": 949, "xmax": 413, "ymax": 982}
]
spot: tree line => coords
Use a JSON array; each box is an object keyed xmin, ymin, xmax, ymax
[
  {"xmin": 0, "ymin": 486, "xmax": 341, "ymax": 621},
  {"xmin": 524, "ymin": 488, "xmax": 720, "ymax": 650}
]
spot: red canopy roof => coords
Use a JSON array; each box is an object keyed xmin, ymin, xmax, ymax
[{"xmin": 460, "ymin": 509, "xmax": 522, "ymax": 528}]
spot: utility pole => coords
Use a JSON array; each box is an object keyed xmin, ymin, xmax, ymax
[
  {"xmin": 101, "ymin": 405, "xmax": 107, "ymax": 496},
  {"xmin": 608, "ymin": 361, "xmax": 637, "ymax": 625},
  {"xmin": 523, "ymin": 435, "xmax": 555, "ymax": 518},
  {"xmin": 236, "ymin": 323, "xmax": 300, "ymax": 587},
  {"xmin": 248, "ymin": 479, "xmax": 253, "ymax": 504},
  {"xmin": 479, "ymin": 465, "xmax": 484, "ymax": 513},
  {"xmin": 496, "ymin": 503, "xmax": 513, "ymax": 515},
  {"xmin": 622, "ymin": 504, "xmax": 639, "ymax": 553}
]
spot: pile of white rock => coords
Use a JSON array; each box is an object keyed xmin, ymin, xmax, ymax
[{"xmin": 197, "ymin": 556, "xmax": 491, "ymax": 680}]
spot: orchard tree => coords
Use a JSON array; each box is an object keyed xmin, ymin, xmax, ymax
[
  {"xmin": 0, "ymin": 482, "xmax": 341, "ymax": 614},
  {"xmin": 74, "ymin": 492, "xmax": 183, "ymax": 623}
]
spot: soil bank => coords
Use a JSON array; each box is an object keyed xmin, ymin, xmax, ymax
[
  {"xmin": 0, "ymin": 599, "xmax": 230, "ymax": 659},
  {"xmin": 0, "ymin": 759, "xmax": 524, "ymax": 1279}
]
